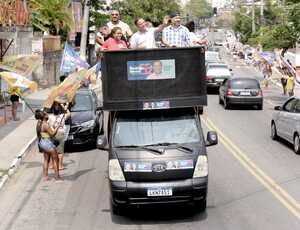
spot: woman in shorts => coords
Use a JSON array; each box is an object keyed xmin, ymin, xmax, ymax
[
  {"xmin": 9, "ymin": 86, "xmax": 21, "ymax": 121},
  {"xmin": 35, "ymin": 110, "xmax": 62, "ymax": 181}
]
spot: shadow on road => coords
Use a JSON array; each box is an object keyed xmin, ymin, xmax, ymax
[
  {"xmin": 62, "ymin": 168, "xmax": 95, "ymax": 181},
  {"xmin": 110, "ymin": 203, "xmax": 207, "ymax": 225}
]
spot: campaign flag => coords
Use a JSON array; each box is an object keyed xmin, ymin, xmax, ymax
[
  {"xmin": 44, "ymin": 69, "xmax": 87, "ymax": 108},
  {"xmin": 0, "ymin": 55, "xmax": 41, "ymax": 76},
  {"xmin": 260, "ymin": 52, "xmax": 275, "ymax": 64},
  {"xmin": 60, "ymin": 43, "xmax": 89, "ymax": 73},
  {"xmin": 0, "ymin": 71, "xmax": 38, "ymax": 95}
]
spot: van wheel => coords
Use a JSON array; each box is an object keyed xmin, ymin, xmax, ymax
[
  {"xmin": 111, "ymin": 201, "xmax": 124, "ymax": 216},
  {"xmin": 271, "ymin": 122, "xmax": 278, "ymax": 140},
  {"xmin": 293, "ymin": 134, "xmax": 300, "ymax": 155},
  {"xmin": 194, "ymin": 199, "xmax": 207, "ymax": 212}
]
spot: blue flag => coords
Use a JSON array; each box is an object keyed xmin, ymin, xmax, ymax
[{"xmin": 60, "ymin": 43, "xmax": 90, "ymax": 73}]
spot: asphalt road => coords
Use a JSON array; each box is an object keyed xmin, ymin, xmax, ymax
[{"xmin": 0, "ymin": 47, "xmax": 299, "ymax": 230}]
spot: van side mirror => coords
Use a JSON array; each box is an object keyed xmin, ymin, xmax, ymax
[
  {"xmin": 274, "ymin": 106, "xmax": 282, "ymax": 111},
  {"xmin": 96, "ymin": 135, "xmax": 109, "ymax": 151},
  {"xmin": 206, "ymin": 131, "xmax": 218, "ymax": 147}
]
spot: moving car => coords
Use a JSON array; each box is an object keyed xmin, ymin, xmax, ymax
[
  {"xmin": 206, "ymin": 63, "xmax": 232, "ymax": 89},
  {"xmin": 66, "ymin": 87, "xmax": 103, "ymax": 146},
  {"xmin": 271, "ymin": 97, "xmax": 300, "ymax": 154},
  {"xmin": 205, "ymin": 51, "xmax": 221, "ymax": 65},
  {"xmin": 219, "ymin": 78, "xmax": 263, "ymax": 109}
]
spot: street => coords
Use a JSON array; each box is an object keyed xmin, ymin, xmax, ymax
[{"xmin": 0, "ymin": 47, "xmax": 299, "ymax": 230}]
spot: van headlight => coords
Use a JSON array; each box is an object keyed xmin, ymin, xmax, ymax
[
  {"xmin": 193, "ymin": 155, "xmax": 208, "ymax": 178},
  {"xmin": 109, "ymin": 159, "xmax": 125, "ymax": 181}
]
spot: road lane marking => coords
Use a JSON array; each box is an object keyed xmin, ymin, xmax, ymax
[{"xmin": 202, "ymin": 116, "xmax": 300, "ymax": 220}]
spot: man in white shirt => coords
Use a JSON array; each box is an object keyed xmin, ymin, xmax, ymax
[
  {"xmin": 107, "ymin": 10, "xmax": 132, "ymax": 41},
  {"xmin": 130, "ymin": 17, "xmax": 168, "ymax": 49}
]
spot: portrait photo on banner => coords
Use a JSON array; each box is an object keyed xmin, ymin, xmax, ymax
[{"xmin": 127, "ymin": 59, "xmax": 176, "ymax": 81}]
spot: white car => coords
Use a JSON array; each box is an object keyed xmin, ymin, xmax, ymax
[
  {"xmin": 206, "ymin": 63, "xmax": 232, "ymax": 89},
  {"xmin": 271, "ymin": 97, "xmax": 300, "ymax": 155}
]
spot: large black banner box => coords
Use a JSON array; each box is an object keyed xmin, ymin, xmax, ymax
[{"xmin": 102, "ymin": 47, "xmax": 207, "ymax": 111}]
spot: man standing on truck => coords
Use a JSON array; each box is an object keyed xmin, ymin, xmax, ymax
[
  {"xmin": 162, "ymin": 12, "xmax": 191, "ymax": 48},
  {"xmin": 130, "ymin": 17, "xmax": 168, "ymax": 49},
  {"xmin": 107, "ymin": 10, "xmax": 132, "ymax": 43}
]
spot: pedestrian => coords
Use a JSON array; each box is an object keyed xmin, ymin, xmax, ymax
[
  {"xmin": 101, "ymin": 27, "xmax": 128, "ymax": 51},
  {"xmin": 262, "ymin": 62, "xmax": 272, "ymax": 88},
  {"xmin": 162, "ymin": 12, "xmax": 191, "ymax": 47},
  {"xmin": 95, "ymin": 25, "xmax": 111, "ymax": 58},
  {"xmin": 130, "ymin": 17, "xmax": 168, "ymax": 49},
  {"xmin": 8, "ymin": 86, "xmax": 21, "ymax": 121},
  {"xmin": 286, "ymin": 74, "xmax": 295, "ymax": 97},
  {"xmin": 49, "ymin": 101, "xmax": 71, "ymax": 170},
  {"xmin": 35, "ymin": 109, "xmax": 62, "ymax": 181},
  {"xmin": 107, "ymin": 10, "xmax": 132, "ymax": 43},
  {"xmin": 280, "ymin": 67, "xmax": 288, "ymax": 95},
  {"xmin": 185, "ymin": 21, "xmax": 206, "ymax": 46}
]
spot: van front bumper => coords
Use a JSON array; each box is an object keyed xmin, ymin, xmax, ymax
[{"xmin": 110, "ymin": 178, "xmax": 207, "ymax": 206}]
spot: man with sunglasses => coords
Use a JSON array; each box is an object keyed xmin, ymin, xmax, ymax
[{"xmin": 107, "ymin": 10, "xmax": 132, "ymax": 42}]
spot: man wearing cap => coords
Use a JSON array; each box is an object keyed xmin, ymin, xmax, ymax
[
  {"xmin": 107, "ymin": 10, "xmax": 133, "ymax": 42},
  {"xmin": 162, "ymin": 12, "xmax": 191, "ymax": 48},
  {"xmin": 130, "ymin": 17, "xmax": 168, "ymax": 49}
]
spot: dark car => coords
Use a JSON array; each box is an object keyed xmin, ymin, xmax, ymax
[
  {"xmin": 66, "ymin": 88, "xmax": 103, "ymax": 146},
  {"xmin": 99, "ymin": 108, "xmax": 218, "ymax": 215},
  {"xmin": 219, "ymin": 78, "xmax": 263, "ymax": 110}
]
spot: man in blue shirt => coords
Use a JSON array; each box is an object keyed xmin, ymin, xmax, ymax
[{"xmin": 162, "ymin": 12, "xmax": 191, "ymax": 48}]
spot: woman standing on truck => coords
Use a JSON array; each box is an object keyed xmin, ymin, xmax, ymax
[{"xmin": 101, "ymin": 27, "xmax": 128, "ymax": 51}]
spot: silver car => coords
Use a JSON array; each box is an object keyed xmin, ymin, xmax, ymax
[{"xmin": 271, "ymin": 97, "xmax": 300, "ymax": 155}]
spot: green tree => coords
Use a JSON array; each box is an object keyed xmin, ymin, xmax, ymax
[
  {"xmin": 30, "ymin": 0, "xmax": 74, "ymax": 40},
  {"xmin": 184, "ymin": 0, "xmax": 212, "ymax": 19},
  {"xmin": 88, "ymin": 0, "xmax": 110, "ymax": 28},
  {"xmin": 111, "ymin": 0, "xmax": 181, "ymax": 29}
]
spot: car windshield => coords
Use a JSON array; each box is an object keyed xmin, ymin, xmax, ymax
[
  {"xmin": 71, "ymin": 93, "xmax": 93, "ymax": 112},
  {"xmin": 230, "ymin": 79, "xmax": 259, "ymax": 89},
  {"xmin": 113, "ymin": 114, "xmax": 201, "ymax": 147}
]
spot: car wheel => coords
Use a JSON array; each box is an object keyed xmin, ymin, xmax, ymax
[
  {"xmin": 194, "ymin": 199, "xmax": 207, "ymax": 212},
  {"xmin": 224, "ymin": 98, "xmax": 230, "ymax": 110},
  {"xmin": 293, "ymin": 134, "xmax": 300, "ymax": 155},
  {"xmin": 271, "ymin": 122, "xmax": 278, "ymax": 140},
  {"xmin": 219, "ymin": 96, "xmax": 223, "ymax": 105},
  {"xmin": 257, "ymin": 104, "xmax": 263, "ymax": 110}
]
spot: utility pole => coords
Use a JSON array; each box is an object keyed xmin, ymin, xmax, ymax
[
  {"xmin": 260, "ymin": 0, "xmax": 264, "ymax": 24},
  {"xmin": 252, "ymin": 0, "xmax": 256, "ymax": 35},
  {"xmin": 80, "ymin": 0, "xmax": 90, "ymax": 60}
]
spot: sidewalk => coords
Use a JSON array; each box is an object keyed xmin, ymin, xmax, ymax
[{"xmin": 0, "ymin": 88, "xmax": 50, "ymax": 189}]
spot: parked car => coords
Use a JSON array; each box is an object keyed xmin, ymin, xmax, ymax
[
  {"xmin": 271, "ymin": 97, "xmax": 300, "ymax": 154},
  {"xmin": 66, "ymin": 87, "xmax": 103, "ymax": 146},
  {"xmin": 219, "ymin": 78, "xmax": 263, "ymax": 110},
  {"xmin": 206, "ymin": 63, "xmax": 232, "ymax": 89}
]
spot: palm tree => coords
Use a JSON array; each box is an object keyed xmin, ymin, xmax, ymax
[{"xmin": 30, "ymin": 0, "xmax": 74, "ymax": 36}]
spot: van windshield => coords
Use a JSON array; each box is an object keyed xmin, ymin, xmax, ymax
[{"xmin": 113, "ymin": 115, "xmax": 201, "ymax": 147}]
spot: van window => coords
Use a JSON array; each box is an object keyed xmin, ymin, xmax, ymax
[{"xmin": 113, "ymin": 115, "xmax": 200, "ymax": 146}]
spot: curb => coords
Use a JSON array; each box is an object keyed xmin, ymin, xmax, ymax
[{"xmin": 0, "ymin": 136, "xmax": 37, "ymax": 191}]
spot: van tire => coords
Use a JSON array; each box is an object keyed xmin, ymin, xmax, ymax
[
  {"xmin": 111, "ymin": 201, "xmax": 124, "ymax": 216},
  {"xmin": 194, "ymin": 199, "xmax": 207, "ymax": 212}
]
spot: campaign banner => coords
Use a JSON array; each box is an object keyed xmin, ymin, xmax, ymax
[
  {"xmin": 60, "ymin": 43, "xmax": 89, "ymax": 74},
  {"xmin": 127, "ymin": 59, "xmax": 176, "ymax": 81}
]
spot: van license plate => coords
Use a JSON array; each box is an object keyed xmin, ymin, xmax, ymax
[
  {"xmin": 240, "ymin": 91, "xmax": 251, "ymax": 96},
  {"xmin": 147, "ymin": 188, "xmax": 172, "ymax": 197}
]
